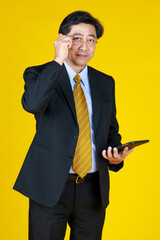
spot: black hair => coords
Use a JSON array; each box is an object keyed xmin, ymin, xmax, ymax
[{"xmin": 58, "ymin": 11, "xmax": 104, "ymax": 39}]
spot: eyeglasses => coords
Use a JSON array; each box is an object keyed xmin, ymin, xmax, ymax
[{"xmin": 71, "ymin": 36, "xmax": 98, "ymax": 47}]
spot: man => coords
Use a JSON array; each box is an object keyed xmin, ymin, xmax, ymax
[{"xmin": 14, "ymin": 11, "xmax": 134, "ymax": 240}]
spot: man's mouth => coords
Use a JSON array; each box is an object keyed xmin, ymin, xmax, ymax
[
  {"xmin": 76, "ymin": 51, "xmax": 88, "ymax": 57},
  {"xmin": 76, "ymin": 53, "xmax": 88, "ymax": 57}
]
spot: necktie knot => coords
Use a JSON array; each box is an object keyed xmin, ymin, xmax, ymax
[{"xmin": 74, "ymin": 75, "xmax": 81, "ymax": 83}]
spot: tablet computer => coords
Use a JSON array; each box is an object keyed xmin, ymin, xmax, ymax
[{"xmin": 115, "ymin": 140, "xmax": 149, "ymax": 153}]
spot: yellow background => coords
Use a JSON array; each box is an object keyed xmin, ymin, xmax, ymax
[{"xmin": 1, "ymin": 0, "xmax": 160, "ymax": 239}]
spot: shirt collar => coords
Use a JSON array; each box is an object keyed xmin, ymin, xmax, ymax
[{"xmin": 64, "ymin": 61, "xmax": 88, "ymax": 86}]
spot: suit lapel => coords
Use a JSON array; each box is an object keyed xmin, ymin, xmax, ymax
[
  {"xmin": 88, "ymin": 67, "xmax": 102, "ymax": 134},
  {"xmin": 58, "ymin": 65, "xmax": 77, "ymax": 123}
]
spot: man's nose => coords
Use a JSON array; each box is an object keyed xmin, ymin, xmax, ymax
[{"xmin": 79, "ymin": 40, "xmax": 88, "ymax": 50}]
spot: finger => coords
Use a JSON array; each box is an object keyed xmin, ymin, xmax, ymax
[
  {"xmin": 61, "ymin": 38, "xmax": 72, "ymax": 48},
  {"xmin": 58, "ymin": 34, "xmax": 71, "ymax": 42},
  {"xmin": 55, "ymin": 37, "xmax": 72, "ymax": 49},
  {"xmin": 61, "ymin": 35, "xmax": 72, "ymax": 41},
  {"xmin": 67, "ymin": 40, "xmax": 72, "ymax": 49},
  {"xmin": 129, "ymin": 147, "xmax": 135, "ymax": 152},
  {"xmin": 58, "ymin": 33, "xmax": 64, "ymax": 38},
  {"xmin": 127, "ymin": 147, "xmax": 135, "ymax": 155},
  {"xmin": 102, "ymin": 150, "xmax": 109, "ymax": 159},
  {"xmin": 121, "ymin": 147, "xmax": 129, "ymax": 157},
  {"xmin": 107, "ymin": 146, "xmax": 113, "ymax": 158},
  {"xmin": 113, "ymin": 147, "xmax": 119, "ymax": 158}
]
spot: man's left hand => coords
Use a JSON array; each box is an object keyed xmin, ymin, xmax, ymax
[{"xmin": 102, "ymin": 146, "xmax": 134, "ymax": 164}]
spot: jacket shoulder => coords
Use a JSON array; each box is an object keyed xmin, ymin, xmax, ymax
[
  {"xmin": 24, "ymin": 61, "xmax": 61, "ymax": 75},
  {"xmin": 88, "ymin": 66, "xmax": 114, "ymax": 83},
  {"xmin": 25, "ymin": 61, "xmax": 52, "ymax": 72}
]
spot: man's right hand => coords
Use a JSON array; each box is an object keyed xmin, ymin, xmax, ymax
[{"xmin": 54, "ymin": 34, "xmax": 72, "ymax": 65}]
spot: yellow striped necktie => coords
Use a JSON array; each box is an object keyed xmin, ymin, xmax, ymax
[{"xmin": 72, "ymin": 74, "xmax": 92, "ymax": 179}]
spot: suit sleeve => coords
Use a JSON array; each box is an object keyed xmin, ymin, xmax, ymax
[
  {"xmin": 107, "ymin": 78, "xmax": 123, "ymax": 172},
  {"xmin": 22, "ymin": 61, "xmax": 62, "ymax": 115}
]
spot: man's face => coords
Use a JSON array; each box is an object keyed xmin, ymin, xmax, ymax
[{"xmin": 66, "ymin": 23, "xmax": 97, "ymax": 72}]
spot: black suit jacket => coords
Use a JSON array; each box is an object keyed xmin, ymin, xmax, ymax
[{"xmin": 13, "ymin": 61, "xmax": 123, "ymax": 209}]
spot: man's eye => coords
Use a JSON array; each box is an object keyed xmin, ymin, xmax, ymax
[
  {"xmin": 73, "ymin": 37, "xmax": 82, "ymax": 41},
  {"xmin": 88, "ymin": 39, "xmax": 94, "ymax": 42}
]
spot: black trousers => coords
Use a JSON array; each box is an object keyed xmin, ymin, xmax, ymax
[{"xmin": 29, "ymin": 172, "xmax": 106, "ymax": 240}]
